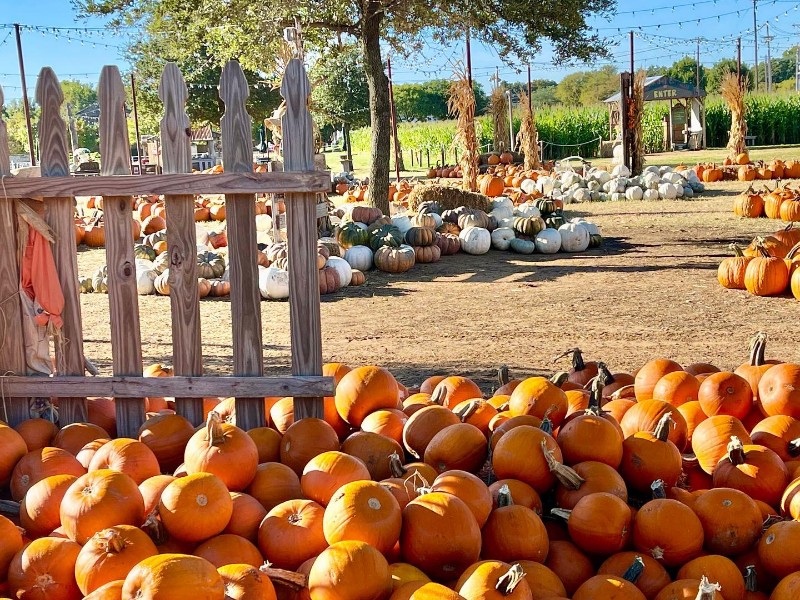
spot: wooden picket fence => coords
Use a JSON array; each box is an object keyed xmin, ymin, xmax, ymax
[{"xmin": 0, "ymin": 58, "xmax": 333, "ymax": 437}]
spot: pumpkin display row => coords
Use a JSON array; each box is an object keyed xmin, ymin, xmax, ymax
[
  {"xmin": 717, "ymin": 224, "xmax": 800, "ymax": 299},
  {"xmin": 3, "ymin": 340, "xmax": 800, "ymax": 599},
  {"xmin": 701, "ymin": 156, "xmax": 800, "ymax": 183},
  {"xmin": 733, "ymin": 185, "xmax": 800, "ymax": 221}
]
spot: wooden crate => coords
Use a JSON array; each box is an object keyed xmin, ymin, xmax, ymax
[{"xmin": 0, "ymin": 58, "xmax": 333, "ymax": 437}]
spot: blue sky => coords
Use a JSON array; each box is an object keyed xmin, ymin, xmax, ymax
[{"xmin": 1, "ymin": 0, "xmax": 800, "ymax": 104}]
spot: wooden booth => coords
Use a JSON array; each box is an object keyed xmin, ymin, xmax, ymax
[{"xmin": 604, "ymin": 75, "xmax": 707, "ymax": 151}]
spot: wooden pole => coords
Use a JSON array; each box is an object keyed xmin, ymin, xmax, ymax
[
  {"xmin": 387, "ymin": 56, "xmax": 401, "ymax": 183},
  {"xmin": 130, "ymin": 73, "xmax": 143, "ymax": 174},
  {"xmin": 527, "ymin": 64, "xmax": 532, "ymax": 110},
  {"xmin": 465, "ymin": 26, "xmax": 473, "ymax": 89},
  {"xmin": 753, "ymin": 0, "xmax": 759, "ymax": 92},
  {"xmin": 696, "ymin": 38, "xmax": 701, "ymax": 92},
  {"xmin": 629, "ymin": 31, "xmax": 634, "ymax": 81},
  {"xmin": 737, "ymin": 37, "xmax": 742, "ymax": 82},
  {"xmin": 14, "ymin": 24, "xmax": 35, "ymax": 166}
]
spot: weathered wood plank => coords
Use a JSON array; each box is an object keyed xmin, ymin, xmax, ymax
[
  {"xmin": 99, "ymin": 65, "xmax": 145, "ymax": 437},
  {"xmin": 159, "ymin": 62, "xmax": 203, "ymax": 425},
  {"xmin": 281, "ymin": 58, "xmax": 323, "ymax": 420},
  {"xmin": 0, "ymin": 85, "xmax": 28, "ymax": 426},
  {"xmin": 0, "ymin": 171, "xmax": 330, "ymax": 198},
  {"xmin": 0, "ymin": 376, "xmax": 334, "ymax": 398},
  {"xmin": 36, "ymin": 67, "xmax": 86, "ymax": 425},
  {"xmin": 220, "ymin": 60, "xmax": 264, "ymax": 430}
]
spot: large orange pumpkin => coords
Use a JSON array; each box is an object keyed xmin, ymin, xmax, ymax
[
  {"xmin": 335, "ymin": 366, "xmax": 400, "ymax": 426},
  {"xmin": 88, "ymin": 438, "xmax": 160, "ymax": 485},
  {"xmin": 138, "ymin": 413, "xmax": 195, "ymax": 472},
  {"xmin": 183, "ymin": 412, "xmax": 258, "ymax": 491},
  {"xmin": 698, "ymin": 372, "xmax": 753, "ymax": 420},
  {"xmin": 308, "ymin": 540, "xmax": 392, "ymax": 600},
  {"xmin": 194, "ymin": 533, "xmax": 264, "ymax": 568},
  {"xmin": 258, "ymin": 498, "xmax": 327, "ymax": 571},
  {"xmin": 247, "ymin": 462, "xmax": 302, "ymax": 512},
  {"xmin": 19, "ymin": 473, "xmax": 78, "ymax": 538},
  {"xmin": 632, "ymin": 499, "xmax": 704, "ymax": 567},
  {"xmin": 60, "ymin": 469, "xmax": 145, "ymax": 544},
  {"xmin": 507, "ymin": 377, "xmax": 568, "ymax": 426},
  {"xmin": 691, "ymin": 415, "xmax": 752, "ymax": 474},
  {"xmin": 75, "ymin": 525, "xmax": 158, "ymax": 594},
  {"xmin": 217, "ymin": 563, "xmax": 277, "ymax": 600},
  {"xmin": 424, "ymin": 422, "xmax": 487, "ymax": 474},
  {"xmin": 11, "ymin": 446, "xmax": 86, "ymax": 501},
  {"xmin": 158, "ymin": 472, "xmax": 233, "ymax": 543},
  {"xmin": 694, "ymin": 487, "xmax": 762, "ymax": 556},
  {"xmin": 121, "ymin": 554, "xmax": 225, "ymax": 600},
  {"xmin": 301, "ymin": 450, "xmax": 370, "ymax": 506},
  {"xmin": 758, "ymin": 363, "xmax": 800, "ymax": 418},
  {"xmin": 7, "ymin": 537, "xmax": 82, "ymax": 600}
]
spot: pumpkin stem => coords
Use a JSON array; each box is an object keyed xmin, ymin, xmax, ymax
[
  {"xmin": 495, "ymin": 564, "xmax": 526, "ymax": 596},
  {"xmin": 497, "ymin": 402, "xmax": 510, "ymax": 412},
  {"xmin": 497, "ymin": 484, "xmax": 514, "ymax": 507},
  {"xmin": 728, "ymin": 243, "xmax": 745, "ymax": 258},
  {"xmin": 553, "ymin": 348, "xmax": 584, "ymax": 371},
  {"xmin": 388, "ymin": 453, "xmax": 407, "ymax": 478},
  {"xmin": 611, "ymin": 384, "xmax": 636, "ymax": 401},
  {"xmin": 430, "ymin": 386, "xmax": 446, "ymax": 405},
  {"xmin": 753, "ymin": 237, "xmax": 772, "ymax": 258},
  {"xmin": 586, "ymin": 377, "xmax": 604, "ymax": 415},
  {"xmin": 0, "ymin": 499, "xmax": 21, "ymax": 517},
  {"xmin": 788, "ymin": 438, "xmax": 800, "ymax": 457},
  {"xmin": 497, "ymin": 365, "xmax": 510, "ymax": 386},
  {"xmin": 102, "ymin": 529, "xmax": 126, "ymax": 554},
  {"xmin": 539, "ymin": 416, "xmax": 553, "ymax": 435},
  {"xmin": 550, "ymin": 507, "xmax": 572, "ymax": 521},
  {"xmin": 455, "ymin": 400, "xmax": 480, "ymax": 422},
  {"xmin": 653, "ymin": 413, "xmax": 675, "ymax": 442},
  {"xmin": 651, "ymin": 479, "xmax": 667, "ymax": 499},
  {"xmin": 748, "ymin": 331, "xmax": 768, "ymax": 367},
  {"xmin": 141, "ymin": 510, "xmax": 168, "ymax": 545},
  {"xmin": 542, "ymin": 440, "xmax": 585, "ymax": 489},
  {"xmin": 597, "ymin": 362, "xmax": 616, "ymax": 385},
  {"xmin": 744, "ymin": 565, "xmax": 758, "ymax": 593},
  {"xmin": 259, "ymin": 562, "xmax": 308, "ymax": 591},
  {"xmin": 726, "ymin": 436, "xmax": 746, "ymax": 466},
  {"xmin": 549, "ymin": 371, "xmax": 570, "ymax": 388},
  {"xmin": 695, "ymin": 576, "xmax": 722, "ymax": 600},
  {"xmin": 205, "ymin": 411, "xmax": 226, "ymax": 446},
  {"xmin": 622, "ymin": 556, "xmax": 645, "ymax": 584}
]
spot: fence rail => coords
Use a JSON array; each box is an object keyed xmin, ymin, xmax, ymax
[{"xmin": 0, "ymin": 57, "xmax": 332, "ymax": 437}]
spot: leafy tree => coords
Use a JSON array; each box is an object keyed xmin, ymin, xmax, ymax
[
  {"xmin": 555, "ymin": 66, "xmax": 617, "ymax": 106},
  {"xmin": 769, "ymin": 47, "xmax": 797, "ymax": 86},
  {"xmin": 393, "ymin": 79, "xmax": 451, "ymax": 121},
  {"xmin": 79, "ymin": 0, "xmax": 614, "ymax": 214},
  {"xmin": 706, "ymin": 59, "xmax": 752, "ymax": 94},
  {"xmin": 3, "ymin": 100, "xmax": 40, "ymax": 156},
  {"xmin": 62, "ymin": 80, "xmax": 100, "ymax": 152},
  {"xmin": 646, "ymin": 65, "xmax": 667, "ymax": 76},
  {"xmin": 666, "ymin": 56, "xmax": 707, "ymax": 90}
]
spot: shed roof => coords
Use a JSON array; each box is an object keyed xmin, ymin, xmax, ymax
[{"xmin": 604, "ymin": 75, "xmax": 706, "ymax": 103}]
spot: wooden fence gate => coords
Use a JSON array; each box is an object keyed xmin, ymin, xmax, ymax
[{"xmin": 0, "ymin": 58, "xmax": 333, "ymax": 437}]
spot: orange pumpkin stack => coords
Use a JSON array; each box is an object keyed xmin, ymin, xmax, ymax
[{"xmin": 3, "ymin": 345, "xmax": 800, "ymax": 599}]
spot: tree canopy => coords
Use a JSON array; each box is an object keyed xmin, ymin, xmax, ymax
[
  {"xmin": 554, "ymin": 65, "xmax": 618, "ymax": 105},
  {"xmin": 666, "ymin": 57, "xmax": 707, "ymax": 90}
]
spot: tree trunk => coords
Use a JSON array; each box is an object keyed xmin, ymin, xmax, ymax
[
  {"xmin": 343, "ymin": 123, "xmax": 353, "ymax": 164},
  {"xmin": 361, "ymin": 5, "xmax": 390, "ymax": 215}
]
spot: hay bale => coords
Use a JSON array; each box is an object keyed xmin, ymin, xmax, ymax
[{"xmin": 407, "ymin": 184, "xmax": 491, "ymax": 213}]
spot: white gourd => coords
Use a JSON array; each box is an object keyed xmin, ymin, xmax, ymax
[
  {"xmin": 326, "ymin": 256, "xmax": 353, "ymax": 287},
  {"xmin": 643, "ymin": 189, "xmax": 659, "ymax": 201},
  {"xmin": 195, "ymin": 224, "xmax": 209, "ymax": 247},
  {"xmin": 625, "ymin": 186, "xmax": 643, "ymax": 201},
  {"xmin": 536, "ymin": 176, "xmax": 555, "ymax": 195},
  {"xmin": 594, "ymin": 170, "xmax": 612, "ymax": 185},
  {"xmin": 534, "ymin": 229, "xmax": 562, "ymax": 254},
  {"xmin": 459, "ymin": 226, "xmax": 491, "ymax": 255},
  {"xmin": 343, "ymin": 245, "xmax": 373, "ymax": 271},
  {"xmin": 572, "ymin": 188, "xmax": 591, "ymax": 203},
  {"xmin": 643, "ymin": 171, "xmax": 660, "ymax": 189},
  {"xmin": 610, "ymin": 192, "xmax": 625, "ymax": 201},
  {"xmin": 658, "ymin": 183, "xmax": 677, "ymax": 200},
  {"xmin": 491, "ymin": 227, "xmax": 516, "ymax": 250},
  {"xmin": 258, "ymin": 265, "xmax": 290, "ymax": 300},
  {"xmin": 520, "ymin": 179, "xmax": 537, "ymax": 195},
  {"xmin": 499, "ymin": 216, "xmax": 515, "ymax": 229},
  {"xmin": 587, "ymin": 180, "xmax": 601, "ymax": 192},
  {"xmin": 612, "ymin": 164, "xmax": 631, "ymax": 178},
  {"xmin": 572, "ymin": 218, "xmax": 601, "ymax": 236},
  {"xmin": 136, "ymin": 267, "xmax": 156, "ymax": 295},
  {"xmin": 674, "ymin": 183, "xmax": 685, "ymax": 198},
  {"xmin": 490, "ymin": 197, "xmax": 515, "ymax": 213},
  {"xmin": 490, "ymin": 206, "xmax": 513, "ymax": 222},
  {"xmin": 391, "ymin": 214, "xmax": 412, "ymax": 236},
  {"xmin": 558, "ymin": 222, "xmax": 590, "ymax": 252},
  {"xmin": 514, "ymin": 202, "xmax": 541, "ymax": 218}
]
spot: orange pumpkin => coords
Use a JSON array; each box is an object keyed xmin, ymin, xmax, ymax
[
  {"xmin": 677, "ymin": 555, "xmax": 744, "ymax": 600},
  {"xmin": 424, "ymin": 422, "xmax": 487, "ymax": 474},
  {"xmin": 19, "ymin": 473, "xmax": 79, "ymax": 538},
  {"xmin": 335, "ymin": 366, "xmax": 400, "ymax": 426},
  {"xmin": 121, "ymin": 554, "xmax": 225, "ymax": 599},
  {"xmin": 279, "ymin": 418, "xmax": 340, "ymax": 475},
  {"xmin": 247, "ymin": 462, "xmax": 302, "ymax": 512},
  {"xmin": 691, "ymin": 415, "xmax": 752, "ymax": 474},
  {"xmin": 194, "ymin": 533, "xmax": 264, "ymax": 568},
  {"xmin": 634, "ymin": 359, "xmax": 683, "ymax": 401},
  {"xmin": 308, "ymin": 540, "xmax": 392, "ymax": 600},
  {"xmin": 455, "ymin": 561, "xmax": 532, "ymax": 599},
  {"xmin": 712, "ymin": 437, "xmax": 788, "ymax": 506},
  {"xmin": 507, "ymin": 377, "xmax": 568, "ymax": 426},
  {"xmin": 632, "ymin": 499, "xmax": 704, "ymax": 567},
  {"xmin": 694, "ymin": 487, "xmax": 762, "ymax": 556},
  {"xmin": 158, "ymin": 472, "xmax": 233, "ymax": 543},
  {"xmin": 75, "ymin": 525, "xmax": 158, "ymax": 595},
  {"xmin": 430, "ymin": 376, "xmax": 483, "ymax": 409},
  {"xmin": 53, "ymin": 422, "xmax": 110, "ymax": 456},
  {"xmin": 217, "ymin": 563, "xmax": 277, "ymax": 600},
  {"xmin": 492, "ymin": 425, "xmax": 561, "ymax": 493},
  {"xmin": 431, "ymin": 470, "xmax": 493, "ymax": 527},
  {"xmin": 402, "ymin": 405, "xmax": 460, "ymax": 459},
  {"xmin": 301, "ymin": 450, "xmax": 371, "ymax": 506},
  {"xmin": 88, "ymin": 437, "xmax": 160, "ymax": 485},
  {"xmin": 258, "ymin": 498, "xmax": 327, "ymax": 570},
  {"xmin": 137, "ymin": 413, "xmax": 195, "ymax": 473},
  {"xmin": 14, "ymin": 418, "xmax": 57, "ymax": 451},
  {"xmin": 599, "ymin": 552, "xmax": 671, "ymax": 600},
  {"xmin": 7, "ymin": 537, "xmax": 82, "ymax": 600}
]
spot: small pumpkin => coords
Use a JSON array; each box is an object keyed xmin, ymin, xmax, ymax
[
  {"xmin": 350, "ymin": 269, "xmax": 366, "ymax": 286},
  {"xmin": 413, "ymin": 244, "xmax": 441, "ymax": 263},
  {"xmin": 405, "ymin": 226, "xmax": 436, "ymax": 247},
  {"xmin": 513, "ymin": 216, "xmax": 545, "ymax": 237},
  {"xmin": 154, "ymin": 269, "xmax": 171, "ymax": 295},
  {"xmin": 375, "ymin": 244, "xmax": 415, "ymax": 273},
  {"xmin": 718, "ymin": 244, "xmax": 752, "ymax": 289},
  {"xmin": 336, "ymin": 221, "xmax": 370, "ymax": 248},
  {"xmin": 435, "ymin": 232, "xmax": 461, "ymax": 255},
  {"xmin": 197, "ymin": 251, "xmax": 226, "ymax": 279}
]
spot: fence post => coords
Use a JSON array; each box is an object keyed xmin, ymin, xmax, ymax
[{"xmin": 281, "ymin": 59, "xmax": 324, "ymax": 421}]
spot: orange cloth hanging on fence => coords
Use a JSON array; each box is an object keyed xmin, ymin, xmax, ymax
[{"xmin": 20, "ymin": 226, "xmax": 64, "ymax": 329}]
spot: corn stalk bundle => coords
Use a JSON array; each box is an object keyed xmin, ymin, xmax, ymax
[
  {"xmin": 448, "ymin": 63, "xmax": 479, "ymax": 192},
  {"xmin": 722, "ymin": 72, "xmax": 748, "ymax": 159},
  {"xmin": 517, "ymin": 91, "xmax": 540, "ymax": 170},
  {"xmin": 490, "ymin": 86, "xmax": 510, "ymax": 153},
  {"xmin": 628, "ymin": 69, "xmax": 646, "ymax": 175},
  {"xmin": 407, "ymin": 184, "xmax": 491, "ymax": 212}
]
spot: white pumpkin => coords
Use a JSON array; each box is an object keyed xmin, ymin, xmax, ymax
[
  {"xmin": 572, "ymin": 188, "xmax": 591, "ymax": 203},
  {"xmin": 258, "ymin": 265, "xmax": 290, "ymax": 300},
  {"xmin": 587, "ymin": 179, "xmax": 601, "ymax": 193},
  {"xmin": 490, "ymin": 197, "xmax": 514, "ymax": 214},
  {"xmin": 612, "ymin": 164, "xmax": 631, "ymax": 178},
  {"xmin": 458, "ymin": 226, "xmax": 491, "ymax": 255},
  {"xmin": 610, "ymin": 192, "xmax": 625, "ymax": 202},
  {"xmin": 571, "ymin": 218, "xmax": 601, "ymax": 236},
  {"xmin": 520, "ymin": 179, "xmax": 537, "ymax": 195},
  {"xmin": 591, "ymin": 169, "xmax": 612, "ymax": 185},
  {"xmin": 498, "ymin": 216, "xmax": 515, "ymax": 229},
  {"xmin": 514, "ymin": 202, "xmax": 541, "ymax": 218},
  {"xmin": 534, "ymin": 228, "xmax": 562, "ymax": 254},
  {"xmin": 343, "ymin": 245, "xmax": 373, "ymax": 271},
  {"xmin": 643, "ymin": 189, "xmax": 660, "ymax": 201},
  {"xmin": 535, "ymin": 176, "xmax": 556, "ymax": 196},
  {"xmin": 490, "ymin": 206, "xmax": 514, "ymax": 222},
  {"xmin": 491, "ymin": 227, "xmax": 515, "ymax": 251},
  {"xmin": 255, "ymin": 213, "xmax": 274, "ymax": 232},
  {"xmin": 136, "ymin": 264, "xmax": 157, "ymax": 295},
  {"xmin": 624, "ymin": 186, "xmax": 643, "ymax": 201},
  {"xmin": 643, "ymin": 171, "xmax": 660, "ymax": 190},
  {"xmin": 558, "ymin": 222, "xmax": 590, "ymax": 252},
  {"xmin": 391, "ymin": 214, "xmax": 413, "ymax": 236},
  {"xmin": 658, "ymin": 183, "xmax": 677, "ymax": 200},
  {"xmin": 195, "ymin": 224, "xmax": 209, "ymax": 247},
  {"xmin": 326, "ymin": 256, "xmax": 353, "ymax": 287},
  {"xmin": 560, "ymin": 171, "xmax": 583, "ymax": 188},
  {"xmin": 674, "ymin": 183, "xmax": 685, "ymax": 198}
]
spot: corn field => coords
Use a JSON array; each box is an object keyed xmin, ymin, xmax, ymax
[{"xmin": 348, "ymin": 93, "xmax": 800, "ymax": 161}]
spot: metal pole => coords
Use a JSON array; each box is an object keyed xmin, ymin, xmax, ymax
[
  {"xmin": 630, "ymin": 31, "xmax": 635, "ymax": 78},
  {"xmin": 506, "ymin": 90, "xmax": 514, "ymax": 152},
  {"xmin": 527, "ymin": 63, "xmax": 532, "ymax": 110},
  {"xmin": 764, "ymin": 23, "xmax": 773, "ymax": 93},
  {"xmin": 796, "ymin": 46, "xmax": 800, "ymax": 92},
  {"xmin": 386, "ymin": 56, "xmax": 402, "ymax": 182},
  {"xmin": 696, "ymin": 39, "xmax": 701, "ymax": 91},
  {"xmin": 753, "ymin": 0, "xmax": 759, "ymax": 92},
  {"xmin": 130, "ymin": 73, "xmax": 143, "ymax": 175},
  {"xmin": 465, "ymin": 26, "xmax": 473, "ymax": 90},
  {"xmin": 14, "ymin": 24, "xmax": 35, "ymax": 166},
  {"xmin": 737, "ymin": 38, "xmax": 742, "ymax": 82},
  {"xmin": 66, "ymin": 103, "xmax": 79, "ymax": 157}
]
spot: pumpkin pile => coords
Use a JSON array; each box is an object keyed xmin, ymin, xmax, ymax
[
  {"xmin": 702, "ymin": 156, "xmax": 800, "ymax": 183},
  {"xmin": 717, "ymin": 225, "xmax": 800, "ymax": 299},
  {"xmin": 4, "ymin": 339, "xmax": 800, "ymax": 598},
  {"xmin": 732, "ymin": 185, "xmax": 800, "ymax": 221}
]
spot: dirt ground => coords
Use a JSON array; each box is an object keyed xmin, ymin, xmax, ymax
[{"xmin": 76, "ymin": 180, "xmax": 799, "ymax": 392}]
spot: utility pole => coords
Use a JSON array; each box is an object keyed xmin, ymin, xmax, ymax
[
  {"xmin": 130, "ymin": 73, "xmax": 143, "ymax": 174},
  {"xmin": 66, "ymin": 103, "xmax": 79, "ymax": 158},
  {"xmin": 764, "ymin": 22, "xmax": 773, "ymax": 92},
  {"xmin": 14, "ymin": 24, "xmax": 35, "ymax": 166},
  {"xmin": 386, "ymin": 56, "xmax": 402, "ymax": 182},
  {"xmin": 696, "ymin": 38, "xmax": 701, "ymax": 91},
  {"xmin": 796, "ymin": 46, "xmax": 800, "ymax": 92},
  {"xmin": 465, "ymin": 26, "xmax": 473, "ymax": 90},
  {"xmin": 753, "ymin": 0, "xmax": 759, "ymax": 92},
  {"xmin": 737, "ymin": 38, "xmax": 742, "ymax": 82},
  {"xmin": 630, "ymin": 31, "xmax": 635, "ymax": 77},
  {"xmin": 506, "ymin": 90, "xmax": 514, "ymax": 152},
  {"xmin": 527, "ymin": 63, "xmax": 532, "ymax": 110},
  {"xmin": 495, "ymin": 66, "xmax": 500, "ymax": 91}
]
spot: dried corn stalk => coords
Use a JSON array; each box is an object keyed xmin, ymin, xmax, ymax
[
  {"xmin": 722, "ymin": 72, "xmax": 747, "ymax": 159},
  {"xmin": 628, "ymin": 69, "xmax": 646, "ymax": 176},
  {"xmin": 448, "ymin": 63, "xmax": 479, "ymax": 192},
  {"xmin": 517, "ymin": 92, "xmax": 540, "ymax": 170},
  {"xmin": 490, "ymin": 85, "xmax": 509, "ymax": 153}
]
